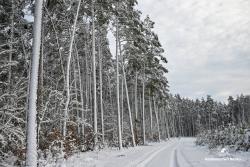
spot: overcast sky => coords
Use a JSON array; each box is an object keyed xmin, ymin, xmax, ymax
[{"xmin": 137, "ymin": 0, "xmax": 250, "ymax": 102}]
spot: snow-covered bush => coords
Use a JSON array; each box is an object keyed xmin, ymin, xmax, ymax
[{"xmin": 196, "ymin": 125, "xmax": 250, "ymax": 151}]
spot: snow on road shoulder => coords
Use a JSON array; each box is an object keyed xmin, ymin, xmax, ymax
[
  {"xmin": 176, "ymin": 138, "xmax": 250, "ymax": 167},
  {"xmin": 46, "ymin": 139, "xmax": 176, "ymax": 167}
]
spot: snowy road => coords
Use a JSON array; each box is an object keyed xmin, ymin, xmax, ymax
[
  {"xmin": 145, "ymin": 138, "xmax": 250, "ymax": 167},
  {"xmin": 51, "ymin": 138, "xmax": 250, "ymax": 167},
  {"xmin": 143, "ymin": 139, "xmax": 179, "ymax": 167}
]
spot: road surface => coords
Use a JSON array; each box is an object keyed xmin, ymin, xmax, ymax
[
  {"xmin": 143, "ymin": 138, "xmax": 250, "ymax": 167},
  {"xmin": 51, "ymin": 138, "xmax": 250, "ymax": 167}
]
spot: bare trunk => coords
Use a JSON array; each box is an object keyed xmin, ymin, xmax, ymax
[
  {"xmin": 98, "ymin": 37, "xmax": 104, "ymax": 144},
  {"xmin": 84, "ymin": 41, "xmax": 89, "ymax": 131},
  {"xmin": 25, "ymin": 0, "xmax": 43, "ymax": 166},
  {"xmin": 72, "ymin": 55, "xmax": 80, "ymax": 134},
  {"xmin": 8, "ymin": 0, "xmax": 14, "ymax": 91},
  {"xmin": 74, "ymin": 44, "xmax": 85, "ymax": 138},
  {"xmin": 165, "ymin": 109, "xmax": 170, "ymax": 139},
  {"xmin": 121, "ymin": 73, "xmax": 124, "ymax": 136},
  {"xmin": 153, "ymin": 97, "xmax": 161, "ymax": 141},
  {"xmin": 63, "ymin": 0, "xmax": 81, "ymax": 137},
  {"xmin": 135, "ymin": 72, "xmax": 138, "ymax": 120},
  {"xmin": 142, "ymin": 66, "xmax": 146, "ymax": 144},
  {"xmin": 37, "ymin": 22, "xmax": 44, "ymax": 146},
  {"xmin": 115, "ymin": 14, "xmax": 122, "ymax": 149},
  {"xmin": 118, "ymin": 40, "xmax": 136, "ymax": 146},
  {"xmin": 134, "ymin": 71, "xmax": 138, "ymax": 142},
  {"xmin": 91, "ymin": 0, "xmax": 98, "ymax": 149},
  {"xmin": 149, "ymin": 95, "xmax": 153, "ymax": 140}
]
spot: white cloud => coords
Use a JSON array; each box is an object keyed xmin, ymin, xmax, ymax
[{"xmin": 138, "ymin": 0, "xmax": 250, "ymax": 102}]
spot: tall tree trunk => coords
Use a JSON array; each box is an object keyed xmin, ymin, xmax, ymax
[
  {"xmin": 165, "ymin": 109, "xmax": 170, "ymax": 139},
  {"xmin": 74, "ymin": 43, "xmax": 85, "ymax": 138},
  {"xmin": 170, "ymin": 110, "xmax": 175, "ymax": 137},
  {"xmin": 63, "ymin": 0, "xmax": 81, "ymax": 137},
  {"xmin": 153, "ymin": 97, "xmax": 161, "ymax": 141},
  {"xmin": 25, "ymin": 0, "xmax": 43, "ymax": 166},
  {"xmin": 121, "ymin": 72, "xmax": 124, "ymax": 136},
  {"xmin": 118, "ymin": 40, "xmax": 136, "ymax": 146},
  {"xmin": 134, "ymin": 71, "xmax": 138, "ymax": 143},
  {"xmin": 149, "ymin": 94, "xmax": 153, "ymax": 140},
  {"xmin": 91, "ymin": 0, "xmax": 98, "ymax": 149},
  {"xmin": 72, "ymin": 55, "xmax": 80, "ymax": 134},
  {"xmin": 8, "ymin": 0, "xmax": 14, "ymax": 91},
  {"xmin": 108, "ymin": 74, "xmax": 115, "ymax": 140},
  {"xmin": 122, "ymin": 67, "xmax": 136, "ymax": 147},
  {"xmin": 84, "ymin": 41, "xmax": 89, "ymax": 132},
  {"xmin": 135, "ymin": 72, "xmax": 138, "ymax": 120},
  {"xmin": 177, "ymin": 109, "xmax": 182, "ymax": 136},
  {"xmin": 37, "ymin": 22, "xmax": 44, "ymax": 147},
  {"xmin": 115, "ymin": 14, "xmax": 122, "ymax": 149},
  {"xmin": 98, "ymin": 37, "xmax": 104, "ymax": 144},
  {"xmin": 142, "ymin": 65, "xmax": 146, "ymax": 144}
]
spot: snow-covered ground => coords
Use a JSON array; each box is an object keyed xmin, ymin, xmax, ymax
[{"xmin": 46, "ymin": 138, "xmax": 250, "ymax": 167}]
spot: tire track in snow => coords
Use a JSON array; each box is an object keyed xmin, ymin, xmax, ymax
[
  {"xmin": 174, "ymin": 141, "xmax": 208, "ymax": 167},
  {"xmin": 170, "ymin": 149, "xmax": 180, "ymax": 167},
  {"xmin": 133, "ymin": 139, "xmax": 178, "ymax": 167},
  {"xmin": 135, "ymin": 140, "xmax": 176, "ymax": 167},
  {"xmin": 178, "ymin": 149, "xmax": 194, "ymax": 167}
]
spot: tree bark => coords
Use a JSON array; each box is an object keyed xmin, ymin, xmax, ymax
[
  {"xmin": 98, "ymin": 36, "xmax": 104, "ymax": 144},
  {"xmin": 63, "ymin": 0, "xmax": 81, "ymax": 137},
  {"xmin": 149, "ymin": 94, "xmax": 153, "ymax": 140},
  {"xmin": 8, "ymin": 0, "xmax": 14, "ymax": 91},
  {"xmin": 91, "ymin": 0, "xmax": 98, "ymax": 149},
  {"xmin": 119, "ymin": 40, "xmax": 136, "ymax": 147},
  {"xmin": 25, "ymin": 0, "xmax": 43, "ymax": 166},
  {"xmin": 153, "ymin": 97, "xmax": 161, "ymax": 141},
  {"xmin": 115, "ymin": 14, "xmax": 122, "ymax": 149},
  {"xmin": 142, "ymin": 65, "xmax": 146, "ymax": 144}
]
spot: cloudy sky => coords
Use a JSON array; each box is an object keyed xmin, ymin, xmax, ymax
[{"xmin": 137, "ymin": 0, "xmax": 250, "ymax": 102}]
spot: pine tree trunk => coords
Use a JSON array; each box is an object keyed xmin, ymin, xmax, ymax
[
  {"xmin": 142, "ymin": 66, "xmax": 146, "ymax": 144},
  {"xmin": 98, "ymin": 37, "xmax": 104, "ymax": 144},
  {"xmin": 134, "ymin": 71, "xmax": 138, "ymax": 143},
  {"xmin": 25, "ymin": 0, "xmax": 43, "ymax": 166},
  {"xmin": 37, "ymin": 22, "xmax": 44, "ymax": 146},
  {"xmin": 63, "ymin": 0, "xmax": 81, "ymax": 138},
  {"xmin": 73, "ymin": 44, "xmax": 84, "ymax": 136},
  {"xmin": 74, "ymin": 44, "xmax": 85, "ymax": 138},
  {"xmin": 165, "ymin": 109, "xmax": 170, "ymax": 139},
  {"xmin": 108, "ymin": 74, "xmax": 115, "ymax": 141},
  {"xmin": 149, "ymin": 95, "xmax": 153, "ymax": 140},
  {"xmin": 91, "ymin": 0, "xmax": 98, "ymax": 149},
  {"xmin": 153, "ymin": 97, "xmax": 161, "ymax": 141},
  {"xmin": 8, "ymin": 0, "xmax": 14, "ymax": 91},
  {"xmin": 118, "ymin": 39, "xmax": 135, "ymax": 146},
  {"xmin": 115, "ymin": 14, "xmax": 122, "ymax": 149},
  {"xmin": 135, "ymin": 72, "xmax": 138, "ymax": 120},
  {"xmin": 72, "ymin": 55, "xmax": 80, "ymax": 134},
  {"xmin": 121, "ymin": 72, "xmax": 124, "ymax": 136},
  {"xmin": 122, "ymin": 67, "xmax": 136, "ymax": 147},
  {"xmin": 84, "ymin": 41, "xmax": 89, "ymax": 130}
]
